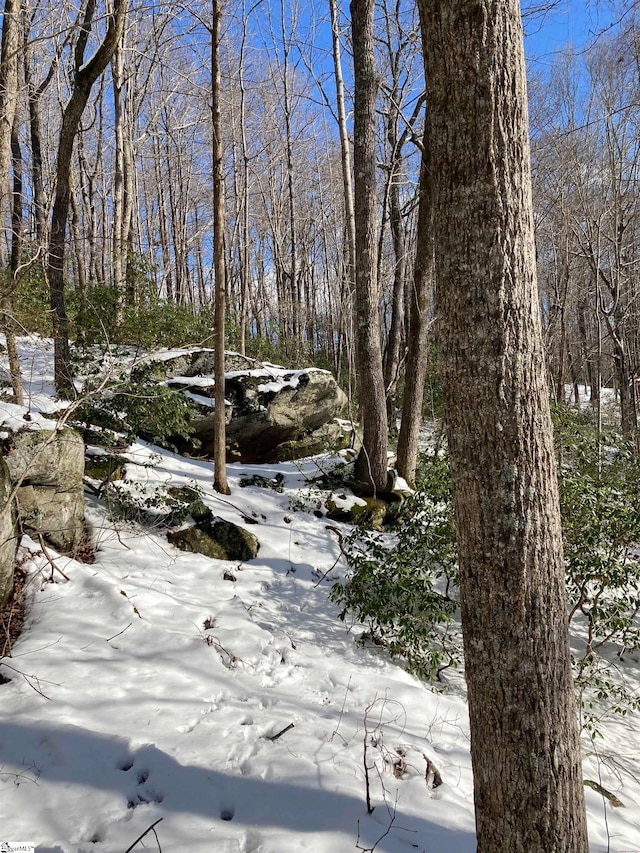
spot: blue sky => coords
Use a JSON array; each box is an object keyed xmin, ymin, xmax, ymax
[{"xmin": 524, "ymin": 0, "xmax": 619, "ymax": 67}]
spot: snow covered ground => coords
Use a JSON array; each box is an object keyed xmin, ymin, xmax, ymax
[{"xmin": 0, "ymin": 337, "xmax": 638, "ymax": 853}]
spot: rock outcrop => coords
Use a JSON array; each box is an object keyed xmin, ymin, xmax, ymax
[
  {"xmin": 160, "ymin": 355, "xmax": 348, "ymax": 463},
  {"xmin": 0, "ymin": 457, "xmax": 16, "ymax": 607},
  {"xmin": 5, "ymin": 427, "xmax": 86, "ymax": 553}
]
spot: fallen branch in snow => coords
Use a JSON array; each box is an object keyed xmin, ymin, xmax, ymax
[
  {"xmin": 330, "ymin": 675, "xmax": 351, "ymax": 745},
  {"xmin": 423, "ymin": 753, "xmax": 443, "ymax": 789},
  {"xmin": 36, "ymin": 534, "xmax": 70, "ymax": 582},
  {"xmin": 208, "ymin": 492, "xmax": 259, "ymax": 525},
  {"xmin": 0, "ymin": 661, "xmax": 52, "ymax": 699},
  {"xmin": 584, "ymin": 779, "xmax": 625, "ymax": 807},
  {"xmin": 266, "ymin": 722, "xmax": 295, "ymax": 741},
  {"xmin": 119, "ymin": 589, "xmax": 141, "ymax": 618},
  {"xmin": 123, "ymin": 817, "xmax": 164, "ymax": 853},
  {"xmin": 312, "ymin": 525, "xmax": 346, "ymax": 588},
  {"xmin": 356, "ymin": 793, "xmax": 399, "ymax": 852}
]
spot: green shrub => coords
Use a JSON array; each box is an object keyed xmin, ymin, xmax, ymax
[
  {"xmin": 330, "ymin": 451, "xmax": 459, "ymax": 680},
  {"xmin": 68, "ymin": 285, "xmax": 216, "ymax": 349},
  {"xmin": 555, "ymin": 408, "xmax": 640, "ymax": 660},
  {"xmin": 14, "ymin": 265, "xmax": 52, "ymax": 336},
  {"xmin": 73, "ymin": 370, "xmax": 199, "ymax": 451},
  {"xmin": 332, "ymin": 415, "xmax": 640, "ymax": 729}
]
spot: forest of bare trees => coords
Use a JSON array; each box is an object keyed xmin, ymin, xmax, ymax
[
  {"xmin": 0, "ymin": 0, "xmax": 636, "ymax": 444},
  {"xmin": 531, "ymin": 16, "xmax": 640, "ymax": 447}
]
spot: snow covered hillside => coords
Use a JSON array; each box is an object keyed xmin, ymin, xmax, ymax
[{"xmin": 0, "ymin": 337, "xmax": 638, "ymax": 853}]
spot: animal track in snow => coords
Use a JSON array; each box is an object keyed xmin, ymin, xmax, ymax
[
  {"xmin": 118, "ymin": 759, "xmax": 164, "ymax": 809},
  {"xmin": 220, "ymin": 803, "xmax": 235, "ymax": 821}
]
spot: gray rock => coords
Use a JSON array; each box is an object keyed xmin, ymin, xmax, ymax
[
  {"xmin": 0, "ymin": 457, "xmax": 17, "ymax": 607},
  {"xmin": 16, "ymin": 485, "xmax": 85, "ymax": 553},
  {"xmin": 135, "ymin": 349, "xmax": 259, "ymax": 382},
  {"xmin": 168, "ymin": 517, "xmax": 259, "ymax": 562},
  {"xmin": 5, "ymin": 428, "xmax": 84, "ymax": 489},
  {"xmin": 190, "ymin": 369, "xmax": 347, "ymax": 463},
  {"xmin": 272, "ymin": 420, "xmax": 351, "ymax": 462},
  {"xmin": 166, "ymin": 486, "xmax": 213, "ymax": 523},
  {"xmin": 125, "ymin": 347, "xmax": 349, "ymax": 464},
  {"xmin": 5, "ymin": 426, "xmax": 85, "ymax": 554}
]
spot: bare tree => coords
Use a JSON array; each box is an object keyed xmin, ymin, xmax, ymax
[
  {"xmin": 0, "ymin": 0, "xmax": 23, "ymax": 404},
  {"xmin": 351, "ymin": 0, "xmax": 388, "ymax": 494},
  {"xmin": 48, "ymin": 0, "xmax": 128, "ymax": 390},
  {"xmin": 210, "ymin": 0, "xmax": 229, "ymax": 494}
]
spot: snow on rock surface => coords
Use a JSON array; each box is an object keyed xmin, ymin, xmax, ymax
[{"xmin": 0, "ymin": 337, "xmax": 637, "ymax": 853}]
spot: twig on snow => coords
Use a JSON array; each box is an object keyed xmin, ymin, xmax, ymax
[
  {"xmin": 356, "ymin": 793, "xmax": 400, "ymax": 852},
  {"xmin": 36, "ymin": 534, "xmax": 70, "ymax": 581},
  {"xmin": 0, "ymin": 661, "xmax": 52, "ymax": 699},
  {"xmin": 266, "ymin": 722, "xmax": 295, "ymax": 741},
  {"xmin": 123, "ymin": 817, "xmax": 164, "ymax": 853},
  {"xmin": 584, "ymin": 779, "xmax": 624, "ymax": 807},
  {"xmin": 313, "ymin": 525, "xmax": 346, "ymax": 587},
  {"xmin": 106, "ymin": 622, "xmax": 132, "ymax": 643}
]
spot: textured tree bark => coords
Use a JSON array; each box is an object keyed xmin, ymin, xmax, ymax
[
  {"xmin": 419, "ymin": 1, "xmax": 589, "ymax": 850},
  {"xmin": 0, "ymin": 0, "xmax": 23, "ymax": 405},
  {"xmin": 351, "ymin": 0, "xmax": 389, "ymax": 494},
  {"xmin": 396, "ymin": 131, "xmax": 433, "ymax": 486},
  {"xmin": 211, "ymin": 0, "xmax": 229, "ymax": 495},
  {"xmin": 112, "ymin": 31, "xmax": 129, "ymax": 327},
  {"xmin": 330, "ymin": 0, "xmax": 356, "ymax": 303}
]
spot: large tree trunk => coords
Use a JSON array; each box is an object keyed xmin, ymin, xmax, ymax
[
  {"xmin": 419, "ymin": 2, "xmax": 589, "ymax": 851},
  {"xmin": 211, "ymin": 0, "xmax": 229, "ymax": 495},
  {"xmin": 351, "ymin": 0, "xmax": 388, "ymax": 495}
]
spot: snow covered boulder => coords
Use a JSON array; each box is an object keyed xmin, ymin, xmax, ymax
[
  {"xmin": 180, "ymin": 366, "xmax": 348, "ymax": 463},
  {"xmin": 4, "ymin": 426, "xmax": 85, "ymax": 553},
  {"xmin": 125, "ymin": 348, "xmax": 349, "ymax": 463},
  {"xmin": 133, "ymin": 348, "xmax": 258, "ymax": 382}
]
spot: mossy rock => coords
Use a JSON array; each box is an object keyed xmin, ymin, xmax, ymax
[
  {"xmin": 326, "ymin": 494, "xmax": 398, "ymax": 530},
  {"xmin": 5, "ymin": 427, "xmax": 84, "ymax": 489},
  {"xmin": 168, "ymin": 517, "xmax": 259, "ymax": 562},
  {"xmin": 85, "ymin": 454, "xmax": 127, "ymax": 483},
  {"xmin": 166, "ymin": 486, "xmax": 213, "ymax": 523}
]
